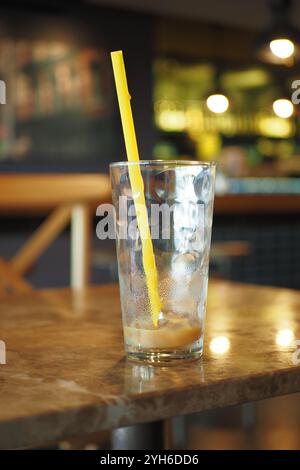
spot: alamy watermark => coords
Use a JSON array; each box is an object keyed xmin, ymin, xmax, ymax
[
  {"xmin": 95, "ymin": 197, "xmax": 205, "ymax": 250},
  {"xmin": 0, "ymin": 340, "xmax": 6, "ymax": 365},
  {"xmin": 0, "ymin": 80, "xmax": 6, "ymax": 104},
  {"xmin": 292, "ymin": 340, "xmax": 300, "ymax": 365},
  {"xmin": 291, "ymin": 80, "xmax": 300, "ymax": 104}
]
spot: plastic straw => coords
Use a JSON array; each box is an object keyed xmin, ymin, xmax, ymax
[{"xmin": 111, "ymin": 50, "xmax": 161, "ymax": 327}]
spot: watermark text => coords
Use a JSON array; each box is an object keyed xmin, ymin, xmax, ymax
[
  {"xmin": 0, "ymin": 80, "xmax": 6, "ymax": 104},
  {"xmin": 0, "ymin": 340, "xmax": 6, "ymax": 365}
]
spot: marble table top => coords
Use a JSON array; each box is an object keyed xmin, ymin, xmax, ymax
[{"xmin": 1, "ymin": 280, "xmax": 300, "ymax": 448}]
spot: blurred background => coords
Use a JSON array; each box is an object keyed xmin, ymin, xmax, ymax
[{"xmin": 1, "ymin": 0, "xmax": 300, "ymax": 449}]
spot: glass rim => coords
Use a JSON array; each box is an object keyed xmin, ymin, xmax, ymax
[{"xmin": 109, "ymin": 159, "xmax": 217, "ymax": 169}]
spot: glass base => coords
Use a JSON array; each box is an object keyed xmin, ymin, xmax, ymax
[{"xmin": 126, "ymin": 347, "xmax": 203, "ymax": 365}]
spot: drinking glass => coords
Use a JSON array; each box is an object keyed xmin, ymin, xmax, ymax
[{"xmin": 110, "ymin": 160, "xmax": 216, "ymax": 363}]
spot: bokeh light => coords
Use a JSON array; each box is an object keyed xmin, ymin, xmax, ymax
[
  {"xmin": 272, "ymin": 98, "xmax": 294, "ymax": 118},
  {"xmin": 270, "ymin": 38, "xmax": 295, "ymax": 59},
  {"xmin": 276, "ymin": 329, "xmax": 295, "ymax": 347},
  {"xmin": 206, "ymin": 94, "xmax": 229, "ymax": 114},
  {"xmin": 209, "ymin": 336, "xmax": 231, "ymax": 354}
]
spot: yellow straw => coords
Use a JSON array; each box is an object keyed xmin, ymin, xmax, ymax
[{"xmin": 111, "ymin": 50, "xmax": 161, "ymax": 327}]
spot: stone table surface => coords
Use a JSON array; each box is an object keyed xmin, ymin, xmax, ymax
[{"xmin": 1, "ymin": 280, "xmax": 300, "ymax": 448}]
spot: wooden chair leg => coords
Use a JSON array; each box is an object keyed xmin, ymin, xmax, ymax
[
  {"xmin": 0, "ymin": 258, "xmax": 33, "ymax": 295},
  {"xmin": 70, "ymin": 204, "xmax": 91, "ymax": 290},
  {"xmin": 10, "ymin": 205, "xmax": 72, "ymax": 276},
  {"xmin": 4, "ymin": 202, "xmax": 92, "ymax": 291}
]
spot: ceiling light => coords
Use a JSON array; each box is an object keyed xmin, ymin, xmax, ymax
[
  {"xmin": 206, "ymin": 94, "xmax": 229, "ymax": 114},
  {"xmin": 256, "ymin": 0, "xmax": 300, "ymax": 64},
  {"xmin": 270, "ymin": 38, "xmax": 295, "ymax": 58},
  {"xmin": 273, "ymin": 98, "xmax": 294, "ymax": 118}
]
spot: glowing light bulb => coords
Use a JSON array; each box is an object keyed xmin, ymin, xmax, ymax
[
  {"xmin": 209, "ymin": 336, "xmax": 230, "ymax": 355},
  {"xmin": 273, "ymin": 98, "xmax": 294, "ymax": 118},
  {"xmin": 276, "ymin": 329, "xmax": 295, "ymax": 347},
  {"xmin": 206, "ymin": 94, "xmax": 229, "ymax": 114},
  {"xmin": 270, "ymin": 39, "xmax": 295, "ymax": 59}
]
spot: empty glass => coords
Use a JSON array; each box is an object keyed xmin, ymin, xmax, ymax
[{"xmin": 110, "ymin": 160, "xmax": 216, "ymax": 363}]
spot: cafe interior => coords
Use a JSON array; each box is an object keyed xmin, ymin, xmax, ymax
[{"xmin": 1, "ymin": 0, "xmax": 300, "ymax": 451}]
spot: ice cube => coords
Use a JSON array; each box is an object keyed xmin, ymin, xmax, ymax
[
  {"xmin": 194, "ymin": 169, "xmax": 213, "ymax": 203},
  {"xmin": 172, "ymin": 252, "xmax": 200, "ymax": 277},
  {"xmin": 175, "ymin": 171, "xmax": 198, "ymax": 202}
]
